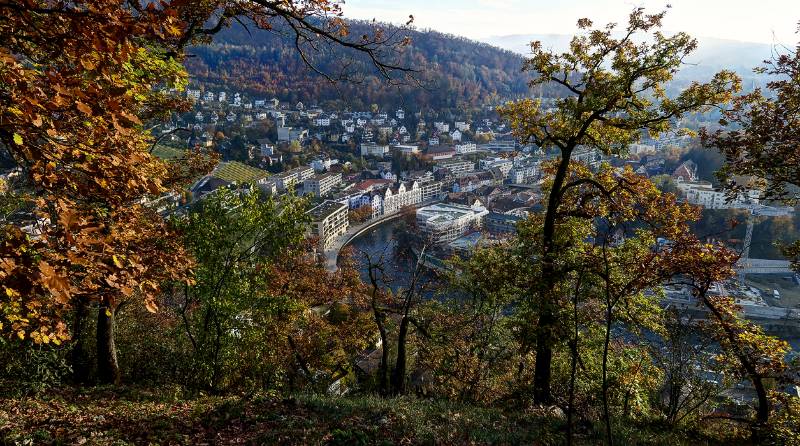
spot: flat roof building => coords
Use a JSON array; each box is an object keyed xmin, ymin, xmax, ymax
[
  {"xmin": 416, "ymin": 202, "xmax": 489, "ymax": 244},
  {"xmin": 303, "ymin": 172, "xmax": 342, "ymax": 198},
  {"xmin": 308, "ymin": 200, "xmax": 349, "ymax": 250}
]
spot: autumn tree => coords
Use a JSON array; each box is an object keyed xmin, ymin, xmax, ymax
[
  {"xmin": 702, "ymin": 30, "xmax": 800, "ymax": 268},
  {"xmin": 673, "ymin": 241, "xmax": 793, "ymax": 437},
  {"xmin": 1, "ymin": 0, "xmax": 411, "ymax": 384},
  {"xmin": 498, "ymin": 7, "xmax": 740, "ymax": 404}
]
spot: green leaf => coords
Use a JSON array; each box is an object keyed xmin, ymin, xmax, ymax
[{"xmin": 12, "ymin": 133, "xmax": 22, "ymax": 145}]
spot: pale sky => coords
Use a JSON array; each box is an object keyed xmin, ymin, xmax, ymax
[{"xmin": 343, "ymin": 0, "xmax": 800, "ymax": 44}]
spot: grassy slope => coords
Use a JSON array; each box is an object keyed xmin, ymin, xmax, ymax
[{"xmin": 0, "ymin": 387, "xmax": 727, "ymax": 445}]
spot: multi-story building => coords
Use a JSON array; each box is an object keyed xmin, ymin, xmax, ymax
[
  {"xmin": 416, "ymin": 202, "xmax": 489, "ymax": 244},
  {"xmin": 485, "ymin": 212, "xmax": 523, "ymax": 236},
  {"xmin": 311, "ymin": 158, "xmax": 339, "ymax": 172},
  {"xmin": 573, "ymin": 145, "xmax": 603, "ymax": 169},
  {"xmin": 382, "ymin": 181, "xmax": 421, "ymax": 214},
  {"xmin": 434, "ymin": 159, "xmax": 475, "ymax": 176},
  {"xmin": 479, "ymin": 158, "xmax": 513, "ymax": 178},
  {"xmin": 484, "ymin": 139, "xmax": 516, "ymax": 152},
  {"xmin": 434, "ymin": 122, "xmax": 450, "ymax": 133},
  {"xmin": 308, "ymin": 200, "xmax": 349, "ymax": 250},
  {"xmin": 393, "ymin": 144, "xmax": 420, "ymax": 155},
  {"xmin": 303, "ymin": 172, "xmax": 342, "ymax": 198},
  {"xmin": 455, "ymin": 142, "xmax": 477, "ymax": 154},
  {"xmin": 360, "ymin": 142, "xmax": 390, "ymax": 157},
  {"xmin": 274, "ymin": 165, "xmax": 314, "ymax": 192},
  {"xmin": 676, "ymin": 180, "xmax": 760, "ymax": 210},
  {"xmin": 419, "ymin": 180, "xmax": 445, "ymax": 202},
  {"xmin": 277, "ymin": 126, "xmax": 308, "ymax": 143},
  {"xmin": 509, "ymin": 159, "xmax": 540, "ymax": 184}
]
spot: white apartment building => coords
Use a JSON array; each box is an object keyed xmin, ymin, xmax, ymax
[
  {"xmin": 676, "ymin": 180, "xmax": 760, "ymax": 210},
  {"xmin": 455, "ymin": 143, "xmax": 477, "ymax": 154},
  {"xmin": 416, "ymin": 202, "xmax": 489, "ymax": 244},
  {"xmin": 274, "ymin": 165, "xmax": 314, "ymax": 192},
  {"xmin": 311, "ymin": 158, "xmax": 338, "ymax": 172},
  {"xmin": 314, "ymin": 117, "xmax": 331, "ymax": 127},
  {"xmin": 509, "ymin": 164, "xmax": 539, "ymax": 184},
  {"xmin": 434, "ymin": 159, "xmax": 476, "ymax": 176},
  {"xmin": 479, "ymin": 158, "xmax": 513, "ymax": 177},
  {"xmin": 393, "ymin": 144, "xmax": 420, "ymax": 155},
  {"xmin": 419, "ymin": 181, "xmax": 445, "ymax": 202},
  {"xmin": 308, "ymin": 200, "xmax": 349, "ymax": 250},
  {"xmin": 360, "ymin": 142, "xmax": 390, "ymax": 157},
  {"xmin": 303, "ymin": 172, "xmax": 342, "ymax": 198}
]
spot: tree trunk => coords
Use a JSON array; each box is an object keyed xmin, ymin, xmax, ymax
[
  {"xmin": 70, "ymin": 297, "xmax": 90, "ymax": 384},
  {"xmin": 96, "ymin": 303, "xmax": 120, "ymax": 385},
  {"xmin": 376, "ymin": 312, "xmax": 390, "ymax": 396},
  {"xmin": 391, "ymin": 316, "xmax": 409, "ymax": 395},
  {"xmin": 533, "ymin": 151, "xmax": 572, "ymax": 405},
  {"xmin": 601, "ymin": 302, "xmax": 613, "ymax": 446}
]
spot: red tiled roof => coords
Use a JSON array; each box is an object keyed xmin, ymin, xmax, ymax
[{"xmin": 355, "ymin": 179, "xmax": 393, "ymax": 191}]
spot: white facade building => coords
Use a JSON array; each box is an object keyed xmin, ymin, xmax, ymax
[
  {"xmin": 455, "ymin": 143, "xmax": 477, "ymax": 155},
  {"xmin": 360, "ymin": 142, "xmax": 390, "ymax": 157},
  {"xmin": 274, "ymin": 166, "xmax": 314, "ymax": 192},
  {"xmin": 416, "ymin": 202, "xmax": 489, "ymax": 244}
]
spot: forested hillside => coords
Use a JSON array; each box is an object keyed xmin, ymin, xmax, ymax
[{"xmin": 185, "ymin": 20, "xmax": 539, "ymax": 109}]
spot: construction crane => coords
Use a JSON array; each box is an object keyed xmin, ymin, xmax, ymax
[
  {"xmin": 738, "ymin": 203, "xmax": 792, "ymax": 283},
  {"xmin": 738, "ymin": 209, "xmax": 756, "ymax": 284}
]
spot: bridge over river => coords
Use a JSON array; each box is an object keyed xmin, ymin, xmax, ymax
[{"xmin": 738, "ymin": 258, "xmax": 794, "ymax": 274}]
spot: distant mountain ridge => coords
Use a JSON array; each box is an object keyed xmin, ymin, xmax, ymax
[
  {"xmin": 185, "ymin": 20, "xmax": 549, "ymax": 109},
  {"xmin": 482, "ymin": 33, "xmax": 778, "ymax": 89}
]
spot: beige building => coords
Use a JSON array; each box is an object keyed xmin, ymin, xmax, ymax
[
  {"xmin": 303, "ymin": 172, "xmax": 342, "ymax": 198},
  {"xmin": 308, "ymin": 200, "xmax": 349, "ymax": 250}
]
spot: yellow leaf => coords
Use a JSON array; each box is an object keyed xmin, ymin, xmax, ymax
[
  {"xmin": 105, "ymin": 308, "xmax": 112, "ymax": 317},
  {"xmin": 112, "ymin": 255, "xmax": 123, "ymax": 268},
  {"xmin": 12, "ymin": 133, "xmax": 22, "ymax": 145},
  {"xmin": 16, "ymin": 330, "xmax": 25, "ymax": 340}
]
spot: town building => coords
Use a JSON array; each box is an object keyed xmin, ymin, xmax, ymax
[
  {"xmin": 382, "ymin": 181, "xmax": 422, "ymax": 214},
  {"xmin": 393, "ymin": 144, "xmax": 420, "ymax": 155},
  {"xmin": 274, "ymin": 165, "xmax": 314, "ymax": 192},
  {"xmin": 485, "ymin": 212, "xmax": 522, "ymax": 236},
  {"xmin": 416, "ymin": 202, "xmax": 489, "ymax": 244},
  {"xmin": 277, "ymin": 126, "xmax": 308, "ymax": 143},
  {"xmin": 307, "ymin": 200, "xmax": 349, "ymax": 250},
  {"xmin": 360, "ymin": 142, "xmax": 390, "ymax": 157},
  {"xmin": 434, "ymin": 159, "xmax": 475, "ymax": 176},
  {"xmin": 303, "ymin": 172, "xmax": 342, "ymax": 198},
  {"xmin": 676, "ymin": 180, "xmax": 760, "ymax": 209},
  {"xmin": 419, "ymin": 180, "xmax": 445, "ymax": 202},
  {"xmin": 455, "ymin": 142, "xmax": 477, "ymax": 154},
  {"xmin": 479, "ymin": 158, "xmax": 513, "ymax": 177}
]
